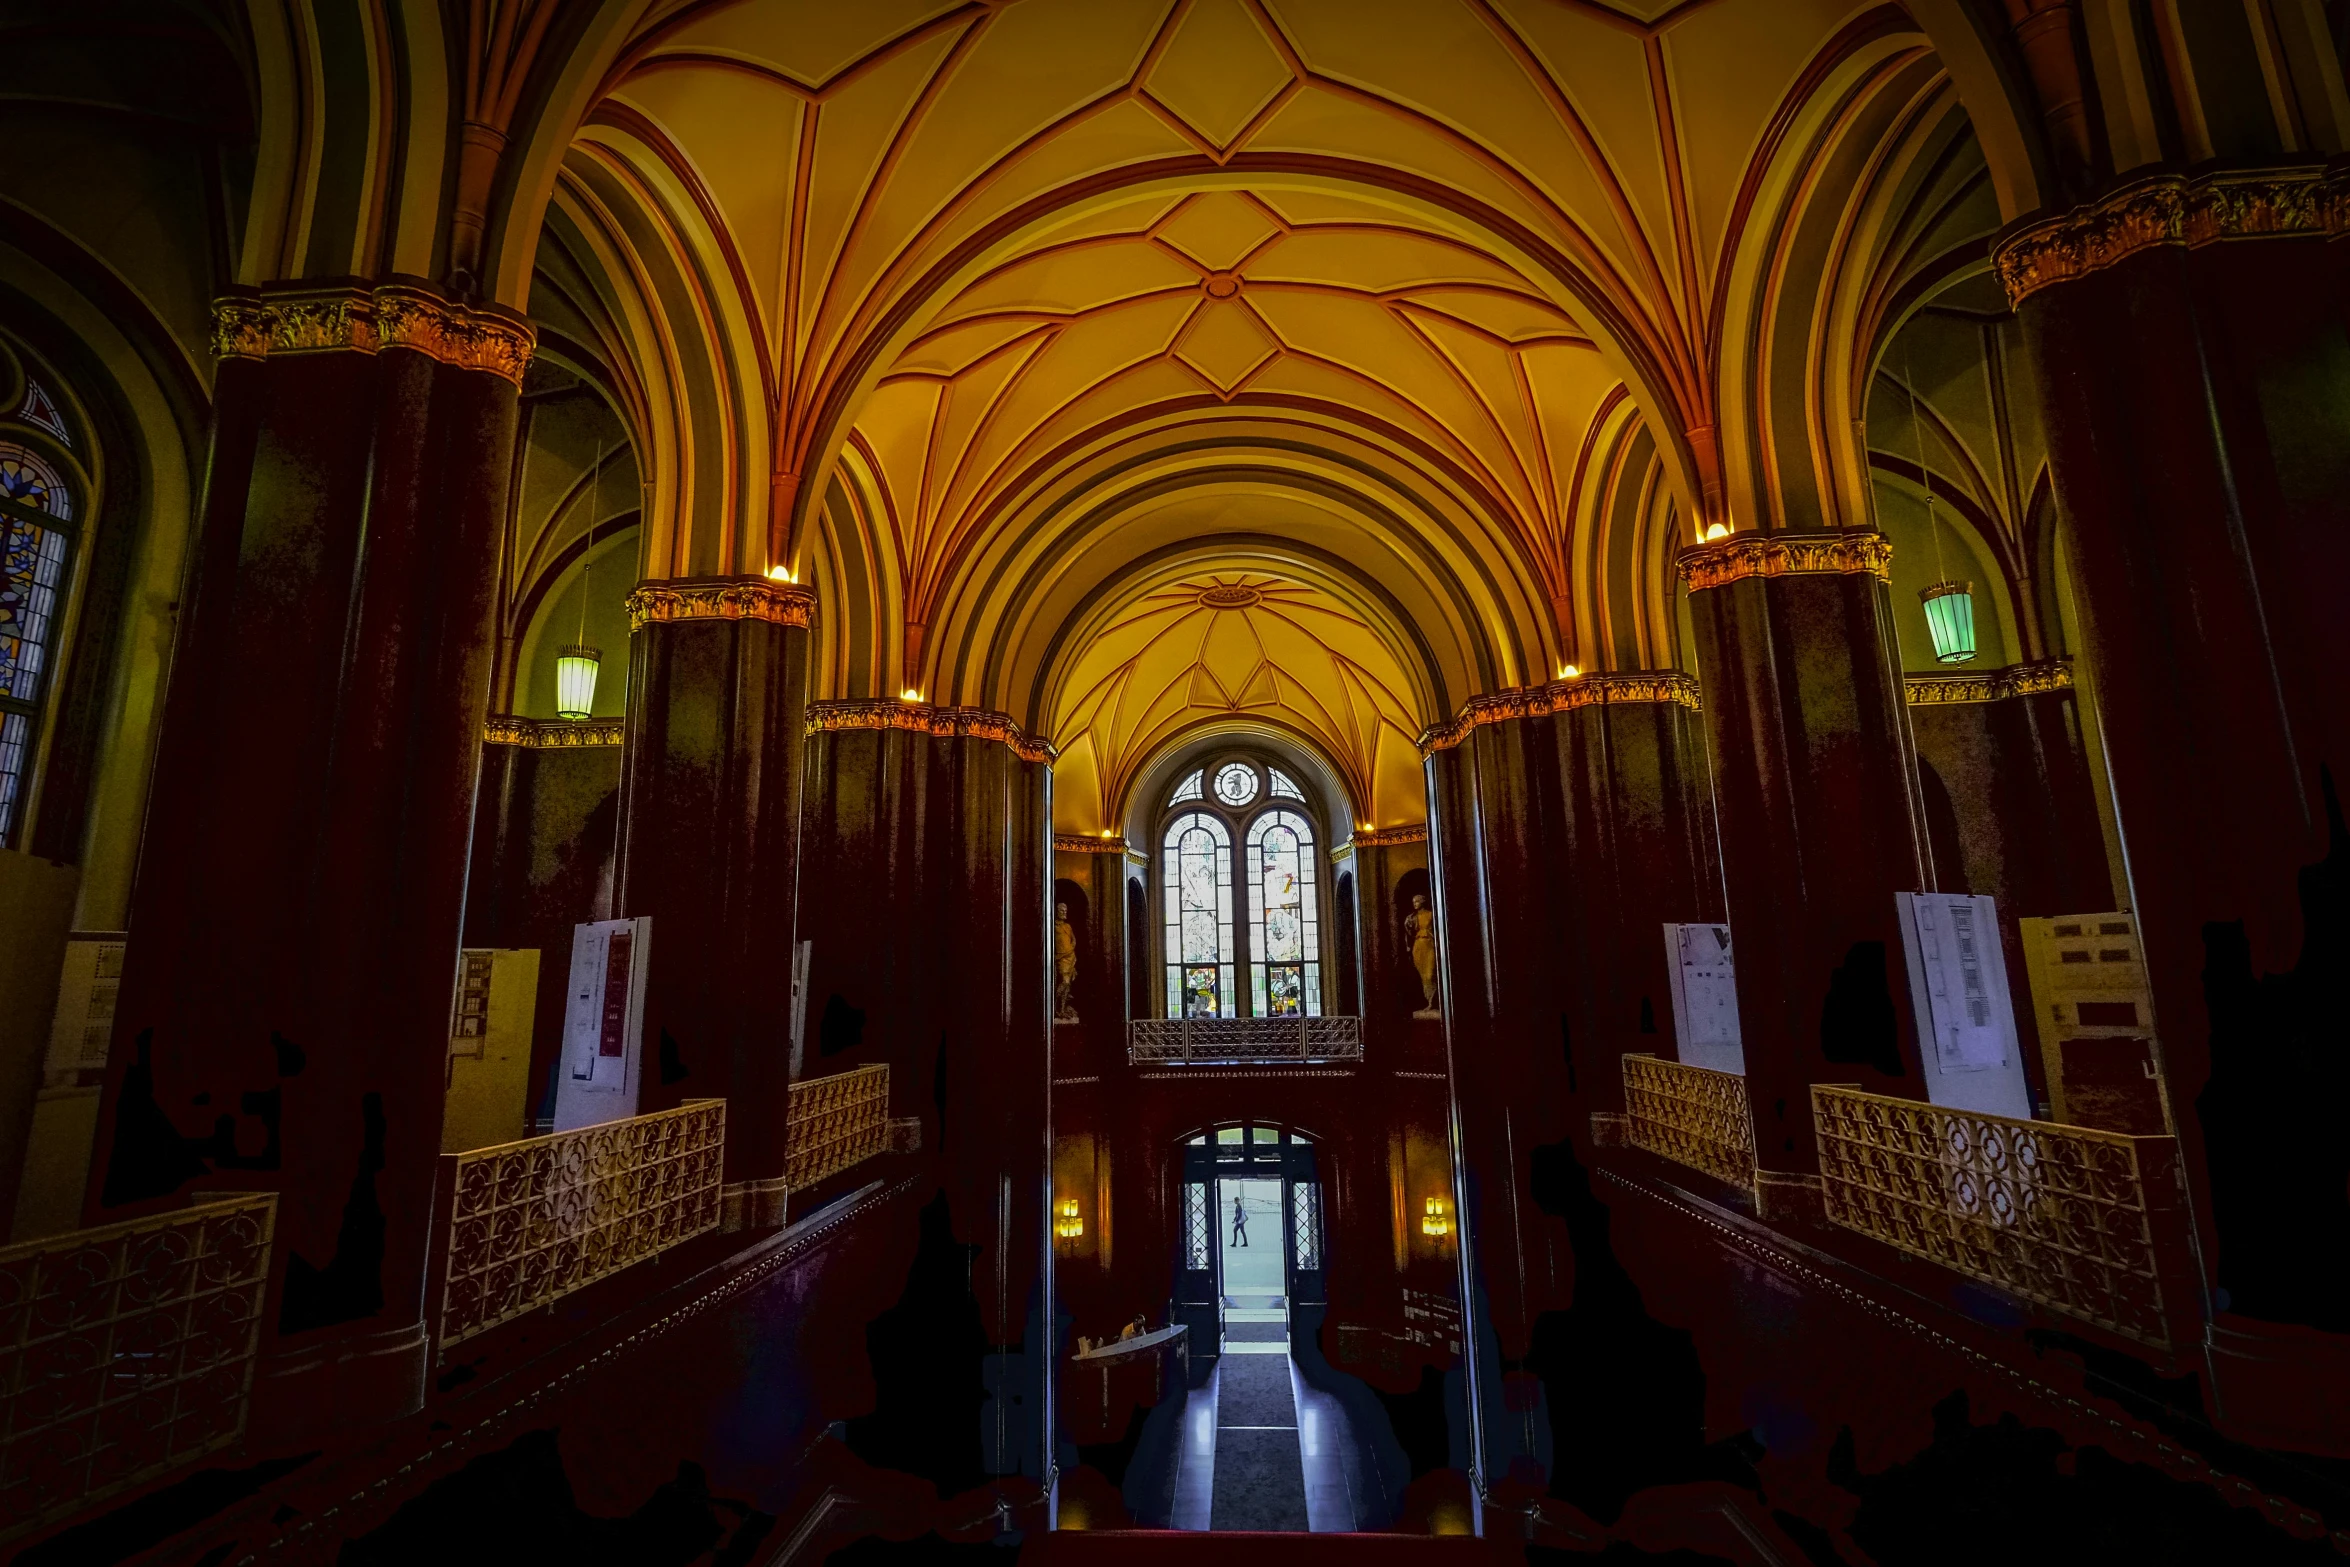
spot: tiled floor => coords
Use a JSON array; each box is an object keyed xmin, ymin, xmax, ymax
[{"xmin": 1168, "ymin": 1303, "xmax": 1364, "ymax": 1533}]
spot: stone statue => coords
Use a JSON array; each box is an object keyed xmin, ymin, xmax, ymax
[
  {"xmin": 1406, "ymin": 893, "xmax": 1440, "ymax": 1017},
  {"xmin": 1054, "ymin": 902, "xmax": 1079, "ymax": 1023}
]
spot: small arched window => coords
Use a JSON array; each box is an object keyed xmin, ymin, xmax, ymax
[
  {"xmin": 1247, "ymin": 808, "xmax": 1321, "ymax": 1016},
  {"xmin": 0, "ymin": 434, "xmax": 77, "ymax": 844},
  {"xmin": 1163, "ymin": 810, "xmax": 1235, "ymax": 1017}
]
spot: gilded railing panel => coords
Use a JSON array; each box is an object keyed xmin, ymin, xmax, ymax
[
  {"xmin": 0, "ymin": 1194, "xmax": 275, "ymax": 1539},
  {"xmin": 1127, "ymin": 1016, "xmax": 1364, "ymax": 1065},
  {"xmin": 1621, "ymin": 1054, "xmax": 1756, "ymax": 1189},
  {"xmin": 784, "ymin": 1064, "xmax": 891, "ymax": 1191},
  {"xmin": 1812, "ymin": 1085, "xmax": 2180, "ymax": 1347},
  {"xmin": 437, "ymin": 1100, "xmax": 724, "ymax": 1349}
]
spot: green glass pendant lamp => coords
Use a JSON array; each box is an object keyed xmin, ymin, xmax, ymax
[
  {"xmin": 1904, "ymin": 352, "xmax": 1976, "ymax": 664},
  {"xmin": 556, "ymin": 442, "xmax": 605, "ymax": 719}
]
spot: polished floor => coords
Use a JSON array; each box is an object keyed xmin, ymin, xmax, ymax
[{"xmin": 1167, "ymin": 1298, "xmax": 1369, "ymax": 1533}]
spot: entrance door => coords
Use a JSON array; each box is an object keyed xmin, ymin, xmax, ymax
[{"xmin": 1175, "ymin": 1122, "xmax": 1323, "ymax": 1364}]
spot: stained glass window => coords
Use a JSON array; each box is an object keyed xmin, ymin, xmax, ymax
[
  {"xmin": 16, "ymin": 381, "xmax": 69, "ymax": 446},
  {"xmin": 1247, "ymin": 808, "xmax": 1321, "ymax": 1016},
  {"xmin": 0, "ymin": 442, "xmax": 73, "ymax": 843},
  {"xmin": 1169, "ymin": 768, "xmax": 1204, "ymax": 805},
  {"xmin": 1269, "ymin": 767, "xmax": 1304, "ymax": 801},
  {"xmin": 1213, "ymin": 761, "xmax": 1258, "ymax": 806},
  {"xmin": 1162, "ymin": 810, "xmax": 1234, "ymax": 1018}
]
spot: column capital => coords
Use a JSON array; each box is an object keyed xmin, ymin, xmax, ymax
[
  {"xmin": 1419, "ymin": 671, "xmax": 1702, "ymax": 754},
  {"xmin": 1993, "ymin": 166, "xmax": 2345, "ymax": 307},
  {"xmin": 482, "ymin": 714, "xmax": 625, "ymax": 747},
  {"xmin": 1904, "ymin": 658, "xmax": 2074, "ymax": 706},
  {"xmin": 1676, "ymin": 529, "xmax": 1891, "ymax": 592},
  {"xmin": 625, "ymin": 574, "xmax": 818, "ymax": 632},
  {"xmin": 806, "ymin": 698, "xmax": 1056, "ymax": 764},
  {"xmin": 211, "ymin": 280, "xmax": 535, "ymax": 385}
]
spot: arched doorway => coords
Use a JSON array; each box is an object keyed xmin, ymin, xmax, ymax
[{"xmin": 1172, "ymin": 1120, "xmax": 1325, "ymax": 1364}]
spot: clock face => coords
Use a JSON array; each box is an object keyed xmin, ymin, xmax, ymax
[{"xmin": 1213, "ymin": 762, "xmax": 1258, "ymax": 807}]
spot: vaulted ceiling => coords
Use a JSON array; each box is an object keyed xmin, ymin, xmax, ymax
[{"xmin": 536, "ymin": 0, "xmax": 2007, "ymax": 829}]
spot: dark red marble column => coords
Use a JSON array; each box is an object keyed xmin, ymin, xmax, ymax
[
  {"xmin": 1679, "ymin": 530, "xmax": 1929, "ymax": 1217},
  {"xmin": 1547, "ymin": 677, "xmax": 1722, "ymax": 1134},
  {"xmin": 1904, "ymin": 662, "xmax": 2111, "ymax": 918},
  {"xmin": 84, "ymin": 282, "xmax": 531, "ymax": 1438},
  {"xmin": 796, "ymin": 703, "xmax": 1053, "ymax": 1482},
  {"xmin": 615, "ymin": 577, "xmax": 813, "ymax": 1229},
  {"xmin": 2006, "ymin": 177, "xmax": 2350, "ymax": 1357},
  {"xmin": 464, "ymin": 719, "xmax": 624, "ymax": 1134}
]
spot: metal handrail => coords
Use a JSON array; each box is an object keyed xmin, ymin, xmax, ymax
[
  {"xmin": 1126, "ymin": 1014, "xmax": 1364, "ymax": 1064},
  {"xmin": 0, "ymin": 1194, "xmax": 276, "ymax": 1539}
]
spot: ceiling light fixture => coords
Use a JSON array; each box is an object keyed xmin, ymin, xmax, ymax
[
  {"xmin": 1905, "ymin": 345, "xmax": 1976, "ymax": 664},
  {"xmin": 556, "ymin": 441, "xmax": 605, "ymax": 721}
]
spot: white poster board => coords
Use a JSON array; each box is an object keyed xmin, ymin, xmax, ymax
[
  {"xmin": 553, "ymin": 916, "xmax": 652, "ymax": 1131},
  {"xmin": 787, "ymin": 938, "xmax": 813, "ymax": 1080},
  {"xmin": 1663, "ymin": 922, "xmax": 1744, "ymax": 1074},
  {"xmin": 1897, "ymin": 892, "xmax": 2030, "ymax": 1119}
]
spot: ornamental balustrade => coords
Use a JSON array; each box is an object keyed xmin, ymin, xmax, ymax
[
  {"xmin": 1811, "ymin": 1085, "xmax": 2192, "ymax": 1349},
  {"xmin": 1621, "ymin": 1053, "xmax": 1757, "ymax": 1190},
  {"xmin": 783, "ymin": 1063, "xmax": 891, "ymax": 1191},
  {"xmin": 1127, "ymin": 1015, "xmax": 1364, "ymax": 1065},
  {"xmin": 0, "ymin": 1194, "xmax": 275, "ymax": 1540},
  {"xmin": 433, "ymin": 1100, "xmax": 725, "ymax": 1350}
]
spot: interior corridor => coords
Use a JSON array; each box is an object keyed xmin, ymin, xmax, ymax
[{"xmin": 1161, "ymin": 1178, "xmax": 1376, "ymax": 1533}]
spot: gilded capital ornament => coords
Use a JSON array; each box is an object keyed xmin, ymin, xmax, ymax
[
  {"xmin": 1994, "ymin": 168, "xmax": 2335, "ymax": 307},
  {"xmin": 483, "ymin": 715, "xmax": 625, "ymax": 747},
  {"xmin": 1348, "ymin": 825, "xmax": 1430, "ymax": 848},
  {"xmin": 210, "ymin": 283, "xmax": 535, "ymax": 386},
  {"xmin": 625, "ymin": 576, "xmax": 818, "ymax": 632},
  {"xmin": 806, "ymin": 699, "xmax": 1056, "ymax": 764},
  {"xmin": 1053, "ymin": 834, "xmax": 1133, "ymax": 854},
  {"xmin": 1904, "ymin": 658, "xmax": 2073, "ymax": 706},
  {"xmin": 1418, "ymin": 670, "xmax": 1703, "ymax": 754},
  {"xmin": 1677, "ymin": 530, "xmax": 1891, "ymax": 593}
]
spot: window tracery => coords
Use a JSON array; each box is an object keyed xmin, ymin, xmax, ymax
[
  {"xmin": 0, "ymin": 386, "xmax": 82, "ymax": 844},
  {"xmin": 1162, "ymin": 810, "xmax": 1234, "ymax": 1018},
  {"xmin": 1247, "ymin": 809, "xmax": 1321, "ymax": 1017}
]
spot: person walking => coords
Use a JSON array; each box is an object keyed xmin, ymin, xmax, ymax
[{"xmin": 1230, "ymin": 1192, "xmax": 1249, "ymax": 1248}]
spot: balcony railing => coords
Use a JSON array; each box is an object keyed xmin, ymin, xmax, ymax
[
  {"xmin": 435, "ymin": 1099, "xmax": 725, "ymax": 1350},
  {"xmin": 1812, "ymin": 1085, "xmax": 2190, "ymax": 1348},
  {"xmin": 1128, "ymin": 1015, "xmax": 1364, "ymax": 1065},
  {"xmin": 0, "ymin": 1194, "xmax": 275, "ymax": 1540},
  {"xmin": 784, "ymin": 1063, "xmax": 892, "ymax": 1190},
  {"xmin": 1621, "ymin": 1053, "xmax": 1757, "ymax": 1190}
]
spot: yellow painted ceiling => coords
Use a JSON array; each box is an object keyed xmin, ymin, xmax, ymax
[
  {"xmin": 581, "ymin": 0, "xmax": 1950, "ymax": 828},
  {"xmin": 1048, "ymin": 570, "xmax": 1424, "ymax": 835}
]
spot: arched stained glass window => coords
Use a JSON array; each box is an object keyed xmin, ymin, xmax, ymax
[
  {"xmin": 1169, "ymin": 768, "xmax": 1204, "ymax": 805},
  {"xmin": 1163, "ymin": 810, "xmax": 1234, "ymax": 1017},
  {"xmin": 0, "ymin": 440, "xmax": 75, "ymax": 844},
  {"xmin": 1268, "ymin": 767, "xmax": 1304, "ymax": 801},
  {"xmin": 1247, "ymin": 808, "xmax": 1321, "ymax": 1016}
]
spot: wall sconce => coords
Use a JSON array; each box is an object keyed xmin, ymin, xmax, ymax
[
  {"xmin": 1056, "ymin": 1198, "xmax": 1084, "ymax": 1242},
  {"xmin": 1420, "ymin": 1196, "xmax": 1451, "ymax": 1238},
  {"xmin": 1701, "ymin": 521, "xmax": 1730, "ymax": 541},
  {"xmin": 766, "ymin": 564, "xmax": 795, "ymax": 582},
  {"xmin": 899, "ymin": 688, "xmax": 922, "ymax": 702},
  {"xmin": 1557, "ymin": 663, "xmax": 1580, "ymax": 680}
]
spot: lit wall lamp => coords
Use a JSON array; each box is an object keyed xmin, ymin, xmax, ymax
[
  {"xmin": 1701, "ymin": 521, "xmax": 1730, "ymax": 541},
  {"xmin": 1056, "ymin": 1198, "xmax": 1084, "ymax": 1243},
  {"xmin": 1420, "ymin": 1195, "xmax": 1451, "ymax": 1239}
]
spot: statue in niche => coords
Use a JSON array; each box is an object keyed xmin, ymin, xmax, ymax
[
  {"xmin": 1406, "ymin": 893, "xmax": 1440, "ymax": 1017},
  {"xmin": 1055, "ymin": 902, "xmax": 1079, "ymax": 1023}
]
